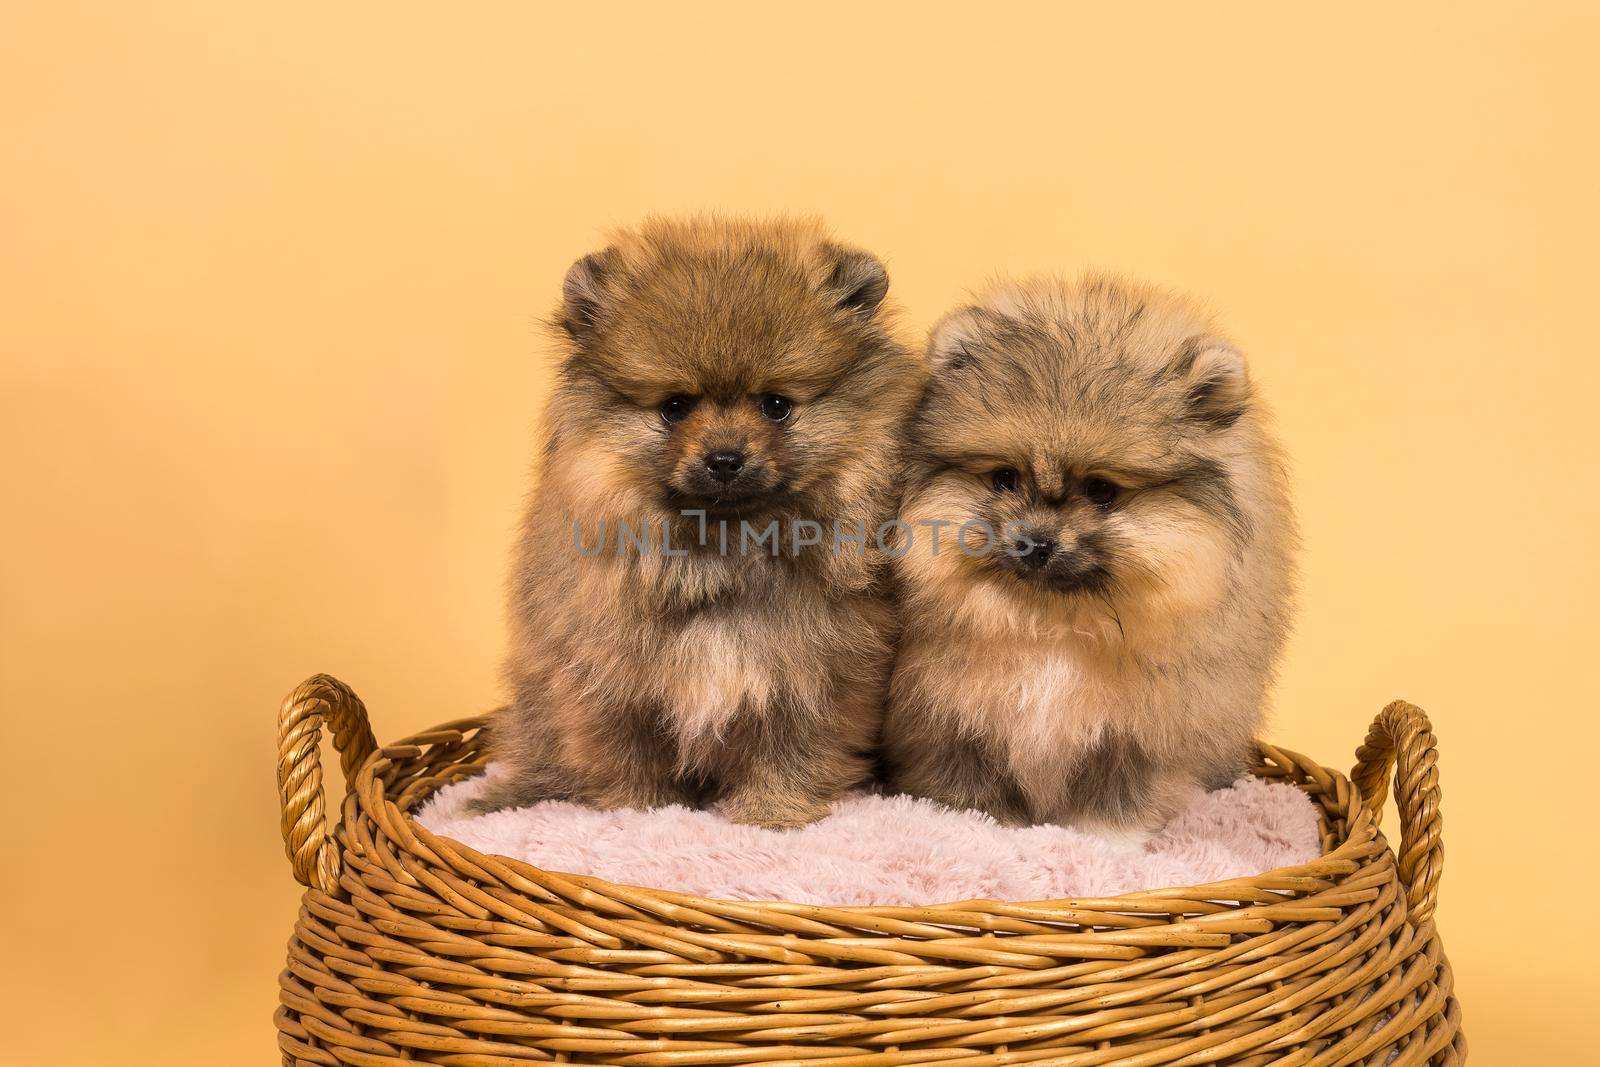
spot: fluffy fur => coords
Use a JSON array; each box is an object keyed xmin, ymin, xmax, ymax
[
  {"xmin": 421, "ymin": 768, "xmax": 1322, "ymax": 906},
  {"xmin": 882, "ymin": 276, "xmax": 1297, "ymax": 835},
  {"xmin": 475, "ymin": 216, "xmax": 922, "ymax": 828}
]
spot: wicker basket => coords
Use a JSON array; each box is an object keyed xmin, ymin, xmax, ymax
[{"xmin": 274, "ymin": 675, "xmax": 1464, "ymax": 1066}]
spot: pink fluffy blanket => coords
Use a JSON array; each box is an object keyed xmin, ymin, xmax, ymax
[{"xmin": 415, "ymin": 770, "xmax": 1323, "ymax": 907}]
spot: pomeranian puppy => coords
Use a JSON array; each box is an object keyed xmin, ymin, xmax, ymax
[
  {"xmin": 881, "ymin": 276, "xmax": 1295, "ymax": 837},
  {"xmin": 473, "ymin": 217, "xmax": 921, "ymax": 828}
]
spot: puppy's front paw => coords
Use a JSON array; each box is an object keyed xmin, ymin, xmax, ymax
[
  {"xmin": 1094, "ymin": 827, "xmax": 1155, "ymax": 853},
  {"xmin": 722, "ymin": 792, "xmax": 830, "ymax": 830},
  {"xmin": 463, "ymin": 784, "xmax": 523, "ymax": 816},
  {"xmin": 463, "ymin": 775, "xmax": 561, "ymax": 816}
]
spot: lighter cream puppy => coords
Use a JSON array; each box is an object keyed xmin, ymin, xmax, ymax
[{"xmin": 882, "ymin": 275, "xmax": 1296, "ymax": 835}]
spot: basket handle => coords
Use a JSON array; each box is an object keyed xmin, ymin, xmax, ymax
[
  {"xmin": 1350, "ymin": 699, "xmax": 1444, "ymax": 924},
  {"xmin": 276, "ymin": 674, "xmax": 378, "ymax": 893}
]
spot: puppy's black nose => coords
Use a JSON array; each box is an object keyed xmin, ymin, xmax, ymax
[
  {"xmin": 1013, "ymin": 533, "xmax": 1055, "ymax": 569},
  {"xmin": 704, "ymin": 450, "xmax": 746, "ymax": 483}
]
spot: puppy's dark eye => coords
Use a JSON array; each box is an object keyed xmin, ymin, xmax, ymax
[
  {"xmin": 991, "ymin": 468, "xmax": 1020, "ymax": 493},
  {"xmin": 1083, "ymin": 476, "xmax": 1120, "ymax": 509},
  {"xmin": 660, "ymin": 395, "xmax": 697, "ymax": 425},
  {"xmin": 758, "ymin": 393, "xmax": 793, "ymax": 422}
]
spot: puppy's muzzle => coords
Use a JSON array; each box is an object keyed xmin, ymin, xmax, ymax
[
  {"xmin": 1000, "ymin": 529, "xmax": 1108, "ymax": 593},
  {"xmin": 673, "ymin": 448, "xmax": 775, "ymax": 504},
  {"xmin": 1010, "ymin": 529, "xmax": 1055, "ymax": 570},
  {"xmin": 704, "ymin": 449, "xmax": 746, "ymax": 484}
]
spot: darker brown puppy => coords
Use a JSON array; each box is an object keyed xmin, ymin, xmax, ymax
[{"xmin": 474, "ymin": 217, "xmax": 921, "ymax": 828}]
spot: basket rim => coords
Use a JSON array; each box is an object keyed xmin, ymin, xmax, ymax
[{"xmin": 348, "ymin": 712, "xmax": 1382, "ymax": 919}]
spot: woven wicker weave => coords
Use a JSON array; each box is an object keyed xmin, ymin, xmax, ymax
[{"xmin": 275, "ymin": 675, "xmax": 1464, "ymax": 1065}]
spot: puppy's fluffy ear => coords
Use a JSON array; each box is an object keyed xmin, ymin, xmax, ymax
[
  {"xmin": 1172, "ymin": 335, "xmax": 1250, "ymax": 428},
  {"xmin": 926, "ymin": 305, "xmax": 995, "ymax": 372},
  {"xmin": 560, "ymin": 248, "xmax": 619, "ymax": 342},
  {"xmin": 822, "ymin": 244, "xmax": 889, "ymax": 316}
]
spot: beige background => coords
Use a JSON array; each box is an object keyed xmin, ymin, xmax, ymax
[{"xmin": 3, "ymin": 2, "xmax": 1596, "ymax": 1062}]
